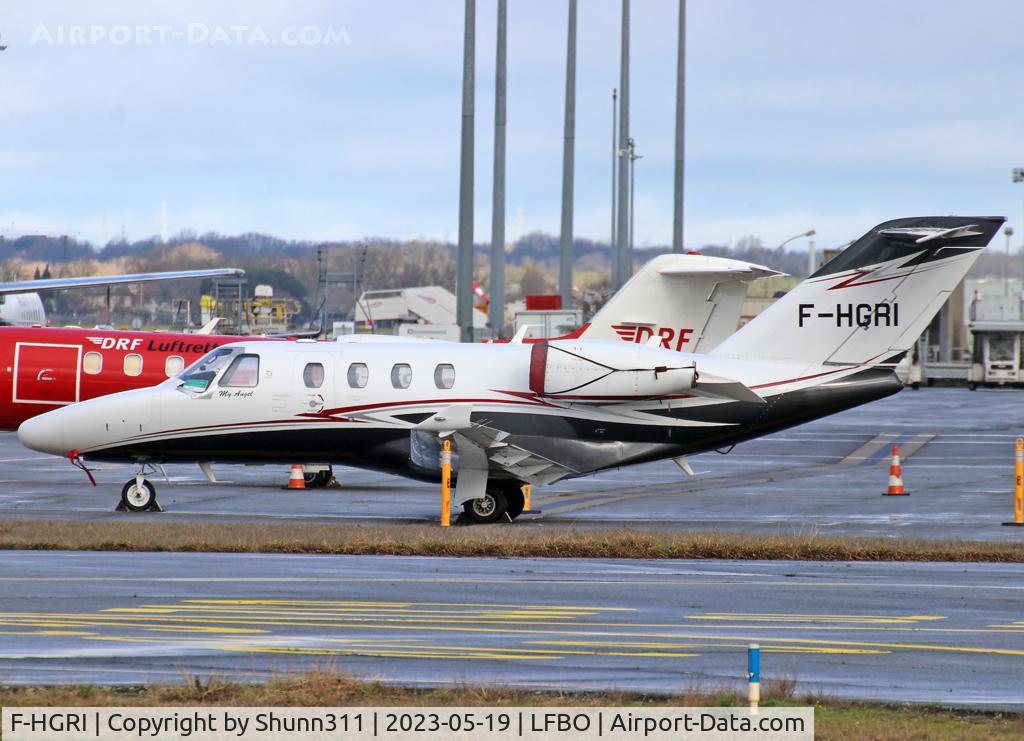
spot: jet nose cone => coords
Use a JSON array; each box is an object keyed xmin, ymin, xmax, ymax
[{"xmin": 17, "ymin": 409, "xmax": 66, "ymax": 456}]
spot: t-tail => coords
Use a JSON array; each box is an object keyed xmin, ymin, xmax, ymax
[{"xmin": 711, "ymin": 216, "xmax": 1004, "ymax": 367}]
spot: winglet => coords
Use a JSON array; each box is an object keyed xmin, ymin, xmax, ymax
[{"xmin": 196, "ymin": 318, "xmax": 221, "ymax": 335}]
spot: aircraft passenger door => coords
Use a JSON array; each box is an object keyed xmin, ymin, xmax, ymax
[
  {"xmin": 294, "ymin": 354, "xmax": 334, "ymax": 416},
  {"xmin": 12, "ymin": 343, "xmax": 82, "ymax": 405}
]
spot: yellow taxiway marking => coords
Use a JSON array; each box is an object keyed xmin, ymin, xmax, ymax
[
  {"xmin": 31, "ymin": 630, "xmax": 95, "ymax": 636},
  {"xmin": 107, "ymin": 607, "xmax": 599, "ymax": 621},
  {"xmin": 1, "ymin": 600, "xmax": 1020, "ymax": 663},
  {"xmin": 322, "ymin": 640, "xmax": 701, "ymax": 659},
  {"xmin": 687, "ymin": 613, "xmax": 945, "ymax": 624},
  {"xmin": 215, "ymin": 646, "xmax": 559, "ymax": 661},
  {"xmin": 527, "ymin": 640, "xmax": 886, "ymax": 655},
  {"xmin": 185, "ymin": 599, "xmax": 634, "ymax": 612},
  {"xmin": 2, "ymin": 612, "xmax": 1017, "ymax": 641},
  {"xmin": 9, "ymin": 615, "xmax": 1017, "ymax": 658}
]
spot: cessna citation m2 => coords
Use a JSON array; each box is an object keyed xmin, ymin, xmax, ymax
[
  {"xmin": 18, "ymin": 216, "xmax": 1001, "ymax": 521},
  {"xmin": 3, "ymin": 254, "xmax": 768, "ymax": 496}
]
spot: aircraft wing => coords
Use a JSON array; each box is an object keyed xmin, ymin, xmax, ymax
[
  {"xmin": 0, "ymin": 268, "xmax": 245, "ymax": 295},
  {"xmin": 415, "ymin": 405, "xmax": 576, "ymax": 501},
  {"xmin": 454, "ymin": 423, "xmax": 577, "ymax": 487}
]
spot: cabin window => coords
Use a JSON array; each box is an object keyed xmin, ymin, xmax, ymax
[
  {"xmin": 303, "ymin": 362, "xmax": 325, "ymax": 388},
  {"xmin": 347, "ymin": 363, "xmax": 368, "ymax": 389},
  {"xmin": 220, "ymin": 354, "xmax": 260, "ymax": 388},
  {"xmin": 434, "ymin": 363, "xmax": 455, "ymax": 389},
  {"xmin": 83, "ymin": 351, "xmax": 102, "ymax": 375},
  {"xmin": 123, "ymin": 353, "xmax": 143, "ymax": 377},
  {"xmin": 391, "ymin": 363, "xmax": 412, "ymax": 389},
  {"xmin": 164, "ymin": 355, "xmax": 184, "ymax": 378}
]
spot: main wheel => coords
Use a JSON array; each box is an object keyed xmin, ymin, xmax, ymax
[
  {"xmin": 462, "ymin": 488, "xmax": 508, "ymax": 524},
  {"xmin": 121, "ymin": 479, "xmax": 156, "ymax": 512},
  {"xmin": 303, "ymin": 467, "xmax": 334, "ymax": 488}
]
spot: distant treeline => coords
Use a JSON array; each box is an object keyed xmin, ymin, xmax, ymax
[{"xmin": 1, "ymin": 230, "xmax": 825, "ymax": 277}]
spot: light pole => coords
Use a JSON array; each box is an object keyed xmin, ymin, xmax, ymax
[
  {"xmin": 619, "ymin": 137, "xmax": 641, "ymax": 277},
  {"xmin": 456, "ymin": 0, "xmax": 476, "ymax": 343},
  {"xmin": 1013, "ymin": 168, "xmax": 1024, "ymax": 296},
  {"xmin": 610, "ymin": 87, "xmax": 617, "ymax": 271},
  {"xmin": 777, "ymin": 228, "xmax": 816, "ymax": 251},
  {"xmin": 1005, "ymin": 225, "xmax": 1015, "ymax": 295}
]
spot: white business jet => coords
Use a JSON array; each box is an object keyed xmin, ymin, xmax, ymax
[{"xmin": 18, "ymin": 216, "xmax": 1000, "ymax": 521}]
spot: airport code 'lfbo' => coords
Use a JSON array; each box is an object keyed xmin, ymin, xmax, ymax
[{"xmin": 2, "ymin": 707, "xmax": 813, "ymax": 740}]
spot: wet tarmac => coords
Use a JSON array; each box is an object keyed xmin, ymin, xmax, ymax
[
  {"xmin": 1, "ymin": 388, "xmax": 1022, "ymax": 539},
  {"xmin": 0, "ymin": 550, "xmax": 1022, "ymax": 708}
]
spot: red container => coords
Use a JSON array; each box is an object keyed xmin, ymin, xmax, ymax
[{"xmin": 525, "ymin": 295, "xmax": 562, "ymax": 311}]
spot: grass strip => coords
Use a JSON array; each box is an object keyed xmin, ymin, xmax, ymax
[
  {"xmin": 1, "ymin": 672, "xmax": 1021, "ymax": 741},
  {"xmin": 0, "ymin": 519, "xmax": 1022, "ymax": 562}
]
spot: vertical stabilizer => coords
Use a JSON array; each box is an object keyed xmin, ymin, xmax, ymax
[{"xmin": 711, "ymin": 216, "xmax": 1004, "ymax": 367}]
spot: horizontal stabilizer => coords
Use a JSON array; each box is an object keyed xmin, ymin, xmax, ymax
[
  {"xmin": 658, "ymin": 264, "xmax": 782, "ymax": 278},
  {"xmin": 878, "ymin": 224, "xmax": 984, "ymax": 244}
]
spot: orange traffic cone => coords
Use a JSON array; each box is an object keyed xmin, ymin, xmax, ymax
[
  {"xmin": 883, "ymin": 444, "xmax": 908, "ymax": 496},
  {"xmin": 288, "ymin": 464, "xmax": 306, "ymax": 490}
]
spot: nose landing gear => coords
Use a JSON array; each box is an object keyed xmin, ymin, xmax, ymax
[{"xmin": 116, "ymin": 465, "xmax": 165, "ymax": 512}]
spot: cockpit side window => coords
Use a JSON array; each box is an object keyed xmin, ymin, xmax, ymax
[
  {"xmin": 177, "ymin": 346, "xmax": 238, "ymax": 393},
  {"xmin": 220, "ymin": 354, "xmax": 260, "ymax": 388}
]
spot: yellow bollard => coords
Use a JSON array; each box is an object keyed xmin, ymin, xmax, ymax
[
  {"xmin": 522, "ymin": 484, "xmax": 531, "ymax": 513},
  {"xmin": 441, "ymin": 439, "xmax": 452, "ymax": 528},
  {"xmin": 1005, "ymin": 437, "xmax": 1024, "ymax": 527}
]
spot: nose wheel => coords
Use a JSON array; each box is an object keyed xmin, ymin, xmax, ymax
[{"xmin": 116, "ymin": 466, "xmax": 165, "ymax": 512}]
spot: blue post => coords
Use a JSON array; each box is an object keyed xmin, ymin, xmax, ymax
[{"xmin": 747, "ymin": 643, "xmax": 760, "ymax": 713}]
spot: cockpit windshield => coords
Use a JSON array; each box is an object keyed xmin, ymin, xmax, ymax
[{"xmin": 177, "ymin": 346, "xmax": 245, "ymax": 394}]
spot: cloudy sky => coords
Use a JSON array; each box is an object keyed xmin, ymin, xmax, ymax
[{"xmin": 2, "ymin": 0, "xmax": 1023, "ymax": 252}]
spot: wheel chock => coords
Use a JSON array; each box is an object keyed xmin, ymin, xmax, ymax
[{"xmin": 114, "ymin": 499, "xmax": 164, "ymax": 513}]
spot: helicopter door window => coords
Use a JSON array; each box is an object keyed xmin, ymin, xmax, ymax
[
  {"xmin": 219, "ymin": 354, "xmax": 260, "ymax": 388},
  {"xmin": 303, "ymin": 362, "xmax": 325, "ymax": 389}
]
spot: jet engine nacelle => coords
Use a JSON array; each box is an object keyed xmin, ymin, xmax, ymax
[{"xmin": 528, "ymin": 340, "xmax": 696, "ymax": 401}]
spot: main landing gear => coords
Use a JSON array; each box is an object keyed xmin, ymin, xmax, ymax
[
  {"xmin": 462, "ymin": 482, "xmax": 526, "ymax": 525},
  {"xmin": 116, "ymin": 464, "xmax": 165, "ymax": 512},
  {"xmin": 303, "ymin": 465, "xmax": 334, "ymax": 488}
]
